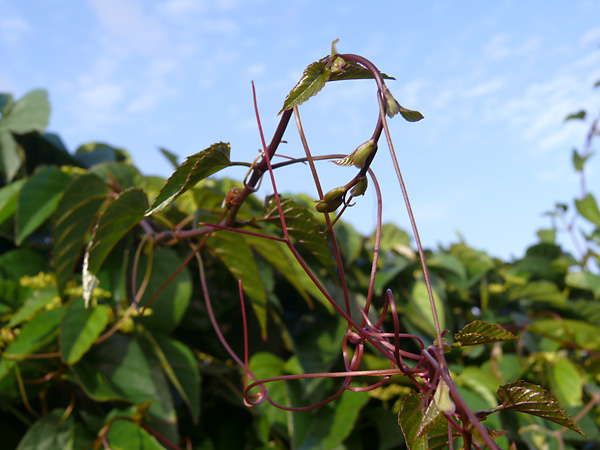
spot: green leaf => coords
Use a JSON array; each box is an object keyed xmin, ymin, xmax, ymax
[
  {"xmin": 16, "ymin": 166, "xmax": 72, "ymax": 244},
  {"xmin": 135, "ymin": 247, "xmax": 192, "ymax": 333},
  {"xmin": 509, "ymin": 280, "xmax": 567, "ymax": 307},
  {"xmin": 0, "ymin": 247, "xmax": 50, "ymax": 280},
  {"xmin": 263, "ymin": 196, "xmax": 336, "ymax": 278},
  {"xmin": 244, "ymin": 234, "xmax": 332, "ymax": 312},
  {"xmin": 105, "ymin": 419, "xmax": 164, "ymax": 450},
  {"xmin": 0, "ymin": 89, "xmax": 50, "ymax": 134},
  {"xmin": 146, "ymin": 142, "xmax": 231, "ymax": 215},
  {"xmin": 159, "ymin": 147, "xmax": 179, "ymax": 168},
  {"xmin": 566, "ymin": 270, "xmax": 600, "ymax": 298},
  {"xmin": 52, "ymin": 173, "xmax": 111, "ymax": 292},
  {"xmin": 207, "ymin": 231, "xmax": 267, "ymax": 336},
  {"xmin": 572, "ymin": 149, "xmax": 591, "ymax": 172},
  {"xmin": 0, "ymin": 177, "xmax": 25, "ymax": 226},
  {"xmin": 0, "ymin": 130, "xmax": 21, "ymax": 182},
  {"xmin": 399, "ymin": 106, "xmax": 425, "ymax": 122},
  {"xmin": 16, "ymin": 410, "xmax": 76, "ymax": 450},
  {"xmin": 575, "ymin": 193, "xmax": 600, "ymax": 227},
  {"xmin": 86, "ymin": 188, "xmax": 148, "ymax": 275},
  {"xmin": 0, "ymin": 93, "xmax": 12, "ymax": 112},
  {"xmin": 146, "ymin": 333, "xmax": 201, "ymax": 423},
  {"xmin": 536, "ymin": 228, "xmax": 556, "ymax": 244},
  {"xmin": 7, "ymin": 285, "xmax": 59, "ymax": 328},
  {"xmin": 406, "ymin": 280, "xmax": 445, "ymax": 336},
  {"xmin": 497, "ymin": 380, "xmax": 584, "ymax": 436},
  {"xmin": 4, "ymin": 307, "xmax": 64, "ymax": 358},
  {"xmin": 528, "ymin": 317, "xmax": 600, "ymax": 351},
  {"xmin": 72, "ymin": 333, "xmax": 175, "ymax": 421},
  {"xmin": 454, "ymin": 320, "xmax": 517, "ymax": 346},
  {"xmin": 398, "ymin": 391, "xmax": 457, "ymax": 450},
  {"xmin": 279, "ymin": 61, "xmax": 331, "ymax": 114},
  {"xmin": 328, "ymin": 60, "xmax": 395, "ymax": 82},
  {"xmin": 565, "ymin": 110, "xmax": 586, "ymax": 121},
  {"xmin": 75, "ymin": 142, "xmax": 131, "ymax": 168},
  {"xmin": 60, "ymin": 298, "xmax": 111, "ymax": 364},
  {"xmin": 549, "ymin": 357, "xmax": 583, "ymax": 408}
]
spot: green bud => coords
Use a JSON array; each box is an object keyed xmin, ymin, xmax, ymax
[
  {"xmin": 334, "ymin": 139, "xmax": 376, "ymax": 168},
  {"xmin": 331, "ymin": 56, "xmax": 345, "ymax": 73},
  {"xmin": 323, "ymin": 186, "xmax": 346, "ymax": 202},
  {"xmin": 382, "ymin": 85, "xmax": 424, "ymax": 122},
  {"xmin": 315, "ymin": 195, "xmax": 344, "ymax": 213},
  {"xmin": 350, "ymin": 177, "xmax": 368, "ymax": 197}
]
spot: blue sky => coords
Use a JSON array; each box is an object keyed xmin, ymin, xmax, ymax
[{"xmin": 2, "ymin": 0, "xmax": 600, "ymax": 259}]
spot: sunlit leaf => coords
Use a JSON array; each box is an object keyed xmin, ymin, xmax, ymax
[
  {"xmin": 549, "ymin": 357, "xmax": 583, "ymax": 408},
  {"xmin": 7, "ymin": 286, "xmax": 59, "ymax": 328},
  {"xmin": 52, "ymin": 173, "xmax": 111, "ymax": 292},
  {"xmin": 0, "ymin": 178, "xmax": 26, "ymax": 226},
  {"xmin": 454, "ymin": 320, "xmax": 516, "ymax": 346},
  {"xmin": 4, "ymin": 307, "xmax": 64, "ymax": 358},
  {"xmin": 528, "ymin": 317, "xmax": 600, "ymax": 351},
  {"xmin": 0, "ymin": 130, "xmax": 20, "ymax": 182},
  {"xmin": 105, "ymin": 418, "xmax": 164, "ymax": 450},
  {"xmin": 16, "ymin": 166, "xmax": 72, "ymax": 244},
  {"xmin": 146, "ymin": 142, "xmax": 230, "ymax": 215},
  {"xmin": 497, "ymin": 380, "xmax": 585, "ymax": 436},
  {"xmin": 0, "ymin": 89, "xmax": 50, "ymax": 134},
  {"xmin": 60, "ymin": 298, "xmax": 111, "ymax": 364},
  {"xmin": 279, "ymin": 61, "xmax": 331, "ymax": 113},
  {"xmin": 159, "ymin": 147, "xmax": 179, "ymax": 168},
  {"xmin": 328, "ymin": 60, "xmax": 395, "ymax": 81},
  {"xmin": 263, "ymin": 196, "xmax": 336, "ymax": 278},
  {"xmin": 565, "ymin": 270, "xmax": 600, "ymax": 298},
  {"xmin": 406, "ymin": 279, "xmax": 445, "ymax": 337},
  {"xmin": 575, "ymin": 193, "xmax": 600, "ymax": 227}
]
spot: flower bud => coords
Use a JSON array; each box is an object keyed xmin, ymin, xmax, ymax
[
  {"xmin": 382, "ymin": 86, "xmax": 401, "ymax": 118},
  {"xmin": 323, "ymin": 186, "xmax": 347, "ymax": 202},
  {"xmin": 334, "ymin": 139, "xmax": 375, "ymax": 168},
  {"xmin": 350, "ymin": 177, "xmax": 368, "ymax": 197},
  {"xmin": 331, "ymin": 56, "xmax": 345, "ymax": 73},
  {"xmin": 315, "ymin": 195, "xmax": 344, "ymax": 213}
]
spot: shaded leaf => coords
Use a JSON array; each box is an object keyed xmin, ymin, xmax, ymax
[
  {"xmin": 497, "ymin": 380, "xmax": 584, "ymax": 436},
  {"xmin": 135, "ymin": 247, "xmax": 192, "ymax": 333},
  {"xmin": 454, "ymin": 320, "xmax": 516, "ymax": 346},
  {"xmin": 575, "ymin": 193, "xmax": 600, "ymax": 227},
  {"xmin": 148, "ymin": 333, "xmax": 200, "ymax": 423},
  {"xmin": 74, "ymin": 142, "xmax": 131, "ymax": 167},
  {"xmin": 16, "ymin": 166, "xmax": 72, "ymax": 244},
  {"xmin": 86, "ymin": 188, "xmax": 148, "ymax": 275},
  {"xmin": 0, "ymin": 130, "xmax": 20, "ymax": 182},
  {"xmin": 280, "ymin": 61, "xmax": 331, "ymax": 114},
  {"xmin": 52, "ymin": 173, "xmax": 111, "ymax": 292},
  {"xmin": 528, "ymin": 317, "xmax": 600, "ymax": 351},
  {"xmin": 263, "ymin": 196, "xmax": 336, "ymax": 277},
  {"xmin": 0, "ymin": 89, "xmax": 50, "ymax": 134},
  {"xmin": 60, "ymin": 298, "xmax": 111, "ymax": 364},
  {"xmin": 207, "ymin": 231, "xmax": 267, "ymax": 336},
  {"xmin": 146, "ymin": 142, "xmax": 230, "ymax": 215},
  {"xmin": 15, "ymin": 410, "xmax": 76, "ymax": 450},
  {"xmin": 105, "ymin": 419, "xmax": 164, "ymax": 450}
]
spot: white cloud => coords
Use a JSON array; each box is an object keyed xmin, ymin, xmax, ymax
[{"xmin": 464, "ymin": 78, "xmax": 506, "ymax": 98}]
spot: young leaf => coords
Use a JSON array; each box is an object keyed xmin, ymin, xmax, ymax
[
  {"xmin": 279, "ymin": 61, "xmax": 331, "ymax": 114},
  {"xmin": 565, "ymin": 110, "xmax": 586, "ymax": 121},
  {"xmin": 454, "ymin": 320, "xmax": 516, "ymax": 346},
  {"xmin": 86, "ymin": 188, "xmax": 148, "ymax": 275},
  {"xmin": 146, "ymin": 142, "xmax": 231, "ymax": 216},
  {"xmin": 16, "ymin": 166, "xmax": 72, "ymax": 244},
  {"xmin": 572, "ymin": 148, "xmax": 591, "ymax": 172},
  {"xmin": 497, "ymin": 380, "xmax": 585, "ymax": 436},
  {"xmin": 418, "ymin": 379, "xmax": 455, "ymax": 438},
  {"xmin": 60, "ymin": 298, "xmax": 111, "ymax": 365},
  {"xmin": 263, "ymin": 196, "xmax": 336, "ymax": 278},
  {"xmin": 53, "ymin": 173, "xmax": 111, "ymax": 293},
  {"xmin": 206, "ymin": 231, "xmax": 267, "ymax": 337},
  {"xmin": 575, "ymin": 193, "xmax": 600, "ymax": 227},
  {"xmin": 328, "ymin": 60, "xmax": 396, "ymax": 81}
]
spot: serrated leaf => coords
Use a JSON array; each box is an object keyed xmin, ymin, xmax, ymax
[
  {"xmin": 86, "ymin": 188, "xmax": 148, "ymax": 275},
  {"xmin": 565, "ymin": 110, "xmax": 586, "ymax": 121},
  {"xmin": 207, "ymin": 231, "xmax": 267, "ymax": 336},
  {"xmin": 263, "ymin": 196, "xmax": 336, "ymax": 277},
  {"xmin": 53, "ymin": 173, "xmax": 111, "ymax": 293},
  {"xmin": 575, "ymin": 193, "xmax": 600, "ymax": 227},
  {"xmin": 60, "ymin": 298, "xmax": 111, "ymax": 364},
  {"xmin": 497, "ymin": 380, "xmax": 585, "ymax": 436},
  {"xmin": 0, "ymin": 89, "xmax": 50, "ymax": 134},
  {"xmin": 398, "ymin": 391, "xmax": 457, "ymax": 450},
  {"xmin": 454, "ymin": 320, "xmax": 516, "ymax": 346},
  {"xmin": 16, "ymin": 166, "xmax": 72, "ymax": 244},
  {"xmin": 0, "ymin": 178, "xmax": 26, "ymax": 226},
  {"xmin": 146, "ymin": 142, "xmax": 230, "ymax": 215},
  {"xmin": 279, "ymin": 61, "xmax": 331, "ymax": 114},
  {"xmin": 328, "ymin": 60, "xmax": 396, "ymax": 81}
]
